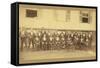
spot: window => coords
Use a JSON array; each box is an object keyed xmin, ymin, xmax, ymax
[
  {"xmin": 80, "ymin": 11, "xmax": 91, "ymax": 23},
  {"xmin": 26, "ymin": 9, "xmax": 37, "ymax": 17},
  {"xmin": 65, "ymin": 10, "xmax": 70, "ymax": 22},
  {"xmin": 54, "ymin": 10, "xmax": 70, "ymax": 22}
]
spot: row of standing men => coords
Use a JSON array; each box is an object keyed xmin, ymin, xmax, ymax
[{"xmin": 19, "ymin": 30, "xmax": 93, "ymax": 51}]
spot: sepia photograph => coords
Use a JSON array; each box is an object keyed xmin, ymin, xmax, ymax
[{"xmin": 11, "ymin": 2, "xmax": 97, "ymax": 65}]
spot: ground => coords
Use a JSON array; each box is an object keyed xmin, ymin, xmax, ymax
[{"xmin": 19, "ymin": 49, "xmax": 96, "ymax": 64}]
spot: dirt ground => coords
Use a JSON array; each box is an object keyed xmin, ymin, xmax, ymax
[{"xmin": 19, "ymin": 49, "xmax": 96, "ymax": 64}]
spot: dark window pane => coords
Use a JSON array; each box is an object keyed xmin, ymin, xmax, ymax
[
  {"xmin": 26, "ymin": 9, "xmax": 37, "ymax": 17},
  {"xmin": 82, "ymin": 17, "xmax": 88, "ymax": 23}
]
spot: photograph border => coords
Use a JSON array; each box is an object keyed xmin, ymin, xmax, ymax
[{"xmin": 11, "ymin": 2, "xmax": 98, "ymax": 66}]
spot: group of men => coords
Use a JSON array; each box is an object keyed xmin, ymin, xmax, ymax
[{"xmin": 19, "ymin": 29, "xmax": 93, "ymax": 51}]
